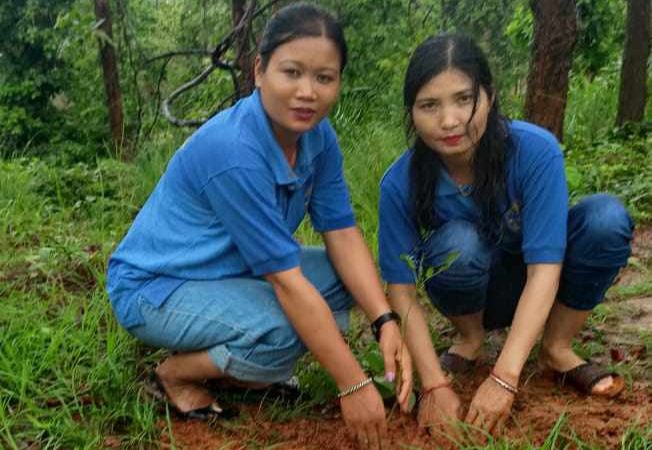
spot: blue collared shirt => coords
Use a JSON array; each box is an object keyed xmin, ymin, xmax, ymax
[
  {"xmin": 107, "ymin": 90, "xmax": 355, "ymax": 328},
  {"xmin": 378, "ymin": 120, "xmax": 568, "ymax": 284}
]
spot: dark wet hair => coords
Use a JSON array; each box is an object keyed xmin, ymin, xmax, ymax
[
  {"xmin": 404, "ymin": 33, "xmax": 510, "ymax": 240},
  {"xmin": 258, "ymin": 2, "xmax": 347, "ymax": 73}
]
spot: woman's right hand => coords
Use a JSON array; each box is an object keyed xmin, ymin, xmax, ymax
[
  {"xmin": 417, "ymin": 385, "xmax": 462, "ymax": 437},
  {"xmin": 340, "ymin": 383, "xmax": 387, "ymax": 450}
]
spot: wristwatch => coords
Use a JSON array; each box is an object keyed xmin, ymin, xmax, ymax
[{"xmin": 371, "ymin": 311, "xmax": 401, "ymax": 341}]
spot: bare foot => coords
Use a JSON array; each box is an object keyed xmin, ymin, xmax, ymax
[
  {"xmin": 155, "ymin": 365, "xmax": 216, "ymax": 413},
  {"xmin": 538, "ymin": 346, "xmax": 615, "ymax": 394}
]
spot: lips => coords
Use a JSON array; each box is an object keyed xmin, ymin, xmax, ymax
[
  {"xmin": 441, "ymin": 134, "xmax": 464, "ymax": 146},
  {"xmin": 291, "ymin": 107, "xmax": 316, "ymax": 122}
]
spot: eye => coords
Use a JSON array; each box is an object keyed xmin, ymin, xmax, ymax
[
  {"xmin": 284, "ymin": 68, "xmax": 301, "ymax": 78},
  {"xmin": 458, "ymin": 94, "xmax": 474, "ymax": 105},
  {"xmin": 316, "ymin": 73, "xmax": 335, "ymax": 84},
  {"xmin": 418, "ymin": 101, "xmax": 438, "ymax": 112}
]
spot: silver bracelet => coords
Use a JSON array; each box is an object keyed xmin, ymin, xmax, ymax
[
  {"xmin": 337, "ymin": 377, "xmax": 373, "ymax": 398},
  {"xmin": 489, "ymin": 371, "xmax": 518, "ymax": 395}
]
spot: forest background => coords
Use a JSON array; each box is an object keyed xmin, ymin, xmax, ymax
[{"xmin": 0, "ymin": 0, "xmax": 651, "ymax": 449}]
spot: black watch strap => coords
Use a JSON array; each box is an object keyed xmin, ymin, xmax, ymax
[{"xmin": 371, "ymin": 311, "xmax": 401, "ymax": 341}]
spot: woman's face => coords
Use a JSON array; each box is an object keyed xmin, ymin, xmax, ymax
[
  {"xmin": 411, "ymin": 68, "xmax": 492, "ymax": 163},
  {"xmin": 255, "ymin": 36, "xmax": 341, "ymax": 146}
]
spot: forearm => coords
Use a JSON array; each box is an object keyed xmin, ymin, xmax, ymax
[
  {"xmin": 494, "ymin": 264, "xmax": 562, "ymax": 384},
  {"xmin": 388, "ymin": 284, "xmax": 447, "ymax": 388},
  {"xmin": 267, "ymin": 268, "xmax": 366, "ymax": 389},
  {"xmin": 323, "ymin": 226, "xmax": 390, "ymax": 321}
]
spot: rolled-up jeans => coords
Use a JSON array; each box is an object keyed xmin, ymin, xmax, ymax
[
  {"xmin": 128, "ymin": 247, "xmax": 353, "ymax": 383},
  {"xmin": 423, "ymin": 194, "xmax": 634, "ymax": 329}
]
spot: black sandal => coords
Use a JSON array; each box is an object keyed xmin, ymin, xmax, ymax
[{"xmin": 150, "ymin": 371, "xmax": 239, "ymax": 420}]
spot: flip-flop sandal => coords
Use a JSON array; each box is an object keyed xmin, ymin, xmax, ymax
[
  {"xmin": 555, "ymin": 361, "xmax": 625, "ymax": 398},
  {"xmin": 206, "ymin": 376, "xmax": 302, "ymax": 403},
  {"xmin": 150, "ymin": 371, "xmax": 239, "ymax": 420},
  {"xmin": 439, "ymin": 349, "xmax": 477, "ymax": 375},
  {"xmin": 173, "ymin": 401, "xmax": 239, "ymax": 421}
]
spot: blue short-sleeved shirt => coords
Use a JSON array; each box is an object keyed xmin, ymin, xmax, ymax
[
  {"xmin": 107, "ymin": 90, "xmax": 356, "ymax": 328},
  {"xmin": 379, "ymin": 120, "xmax": 568, "ymax": 284}
]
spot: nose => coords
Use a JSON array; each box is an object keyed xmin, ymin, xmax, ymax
[
  {"xmin": 440, "ymin": 106, "xmax": 460, "ymax": 130},
  {"xmin": 296, "ymin": 77, "xmax": 316, "ymax": 100}
]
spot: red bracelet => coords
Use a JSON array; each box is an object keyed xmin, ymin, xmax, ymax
[{"xmin": 421, "ymin": 380, "xmax": 453, "ymax": 397}]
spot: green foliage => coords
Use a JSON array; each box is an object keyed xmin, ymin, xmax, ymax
[
  {"xmin": 564, "ymin": 125, "xmax": 652, "ymax": 223},
  {"xmin": 574, "ymin": 0, "xmax": 625, "ymax": 77},
  {"xmin": 1, "ymin": 0, "xmax": 651, "ymax": 447},
  {"xmin": 0, "ymin": 0, "xmax": 75, "ymax": 152}
]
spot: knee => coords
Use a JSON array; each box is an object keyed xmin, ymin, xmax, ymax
[
  {"xmin": 570, "ymin": 194, "xmax": 633, "ymax": 240},
  {"xmin": 423, "ymin": 220, "xmax": 490, "ymax": 275},
  {"xmin": 567, "ymin": 194, "xmax": 634, "ymax": 266},
  {"xmin": 262, "ymin": 320, "xmax": 301, "ymax": 350}
]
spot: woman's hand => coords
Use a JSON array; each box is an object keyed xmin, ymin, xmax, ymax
[
  {"xmin": 340, "ymin": 383, "xmax": 387, "ymax": 450},
  {"xmin": 417, "ymin": 385, "xmax": 462, "ymax": 436},
  {"xmin": 464, "ymin": 376, "xmax": 514, "ymax": 438},
  {"xmin": 378, "ymin": 321, "xmax": 413, "ymax": 412}
]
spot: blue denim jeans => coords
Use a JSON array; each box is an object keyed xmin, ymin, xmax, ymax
[
  {"xmin": 423, "ymin": 194, "xmax": 634, "ymax": 330},
  {"xmin": 129, "ymin": 247, "xmax": 353, "ymax": 383}
]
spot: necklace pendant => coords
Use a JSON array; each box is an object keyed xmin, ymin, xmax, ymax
[{"xmin": 458, "ymin": 184, "xmax": 473, "ymax": 197}]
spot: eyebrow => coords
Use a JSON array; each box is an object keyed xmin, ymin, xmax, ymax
[
  {"xmin": 277, "ymin": 59, "xmax": 339, "ymax": 72},
  {"xmin": 416, "ymin": 89, "xmax": 474, "ymax": 102}
]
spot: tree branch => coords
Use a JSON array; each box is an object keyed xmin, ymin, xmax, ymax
[{"xmin": 160, "ymin": 0, "xmax": 284, "ymax": 127}]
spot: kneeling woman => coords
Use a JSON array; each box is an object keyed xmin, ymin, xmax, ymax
[
  {"xmin": 107, "ymin": 3, "xmax": 411, "ymax": 444},
  {"xmin": 379, "ymin": 33, "xmax": 633, "ymax": 434}
]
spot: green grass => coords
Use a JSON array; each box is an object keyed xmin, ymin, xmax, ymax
[{"xmin": 1, "ymin": 88, "xmax": 651, "ymax": 448}]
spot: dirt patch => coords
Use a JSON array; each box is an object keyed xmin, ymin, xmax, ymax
[
  {"xmin": 157, "ymin": 227, "xmax": 651, "ymax": 449},
  {"xmin": 616, "ymin": 226, "xmax": 652, "ymax": 287},
  {"xmin": 159, "ymin": 369, "xmax": 650, "ymax": 450},
  {"xmin": 614, "ymin": 297, "xmax": 652, "ymax": 331}
]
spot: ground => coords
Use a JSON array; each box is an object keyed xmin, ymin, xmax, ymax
[{"xmin": 146, "ymin": 228, "xmax": 652, "ymax": 450}]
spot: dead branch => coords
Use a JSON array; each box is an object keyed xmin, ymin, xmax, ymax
[{"xmin": 161, "ymin": 0, "xmax": 284, "ymax": 127}]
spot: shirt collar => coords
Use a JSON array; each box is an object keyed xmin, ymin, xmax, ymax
[
  {"xmin": 436, "ymin": 166, "xmax": 464, "ymax": 197},
  {"xmin": 249, "ymin": 89, "xmax": 316, "ymax": 186}
]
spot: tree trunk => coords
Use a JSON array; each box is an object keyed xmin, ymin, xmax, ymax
[
  {"xmin": 232, "ymin": 0, "xmax": 256, "ymax": 98},
  {"xmin": 524, "ymin": 0, "xmax": 577, "ymax": 142},
  {"xmin": 616, "ymin": 0, "xmax": 650, "ymax": 126},
  {"xmin": 94, "ymin": 0, "xmax": 126, "ymax": 157}
]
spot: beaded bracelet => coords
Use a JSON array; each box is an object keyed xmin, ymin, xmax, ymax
[
  {"xmin": 489, "ymin": 370, "xmax": 518, "ymax": 395},
  {"xmin": 337, "ymin": 377, "xmax": 373, "ymax": 399}
]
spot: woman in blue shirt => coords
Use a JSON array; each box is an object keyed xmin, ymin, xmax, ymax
[
  {"xmin": 107, "ymin": 4, "xmax": 411, "ymax": 447},
  {"xmin": 379, "ymin": 33, "xmax": 633, "ymax": 437}
]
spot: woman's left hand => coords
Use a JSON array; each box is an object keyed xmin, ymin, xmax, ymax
[
  {"xmin": 464, "ymin": 376, "xmax": 514, "ymax": 438},
  {"xmin": 378, "ymin": 321, "xmax": 413, "ymax": 412}
]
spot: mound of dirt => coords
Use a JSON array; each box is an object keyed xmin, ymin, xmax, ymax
[
  {"xmin": 158, "ymin": 227, "xmax": 651, "ymax": 449},
  {"xmin": 160, "ymin": 367, "xmax": 651, "ymax": 450}
]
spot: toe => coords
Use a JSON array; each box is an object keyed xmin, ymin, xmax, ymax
[{"xmin": 591, "ymin": 376, "xmax": 613, "ymax": 394}]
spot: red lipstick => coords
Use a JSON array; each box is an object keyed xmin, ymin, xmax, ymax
[{"xmin": 441, "ymin": 135, "xmax": 464, "ymax": 146}]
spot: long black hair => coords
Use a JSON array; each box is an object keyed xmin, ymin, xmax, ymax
[
  {"xmin": 258, "ymin": 2, "xmax": 347, "ymax": 73},
  {"xmin": 404, "ymin": 33, "xmax": 510, "ymax": 240}
]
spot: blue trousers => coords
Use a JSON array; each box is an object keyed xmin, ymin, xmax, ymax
[
  {"xmin": 423, "ymin": 194, "xmax": 634, "ymax": 330},
  {"xmin": 129, "ymin": 247, "xmax": 353, "ymax": 383}
]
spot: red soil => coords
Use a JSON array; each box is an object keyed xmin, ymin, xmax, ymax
[
  {"xmin": 160, "ymin": 368, "xmax": 650, "ymax": 450},
  {"xmin": 159, "ymin": 227, "xmax": 651, "ymax": 449}
]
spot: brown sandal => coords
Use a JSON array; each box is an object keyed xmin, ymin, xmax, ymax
[
  {"xmin": 439, "ymin": 349, "xmax": 476, "ymax": 375},
  {"xmin": 555, "ymin": 362, "xmax": 625, "ymax": 398}
]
